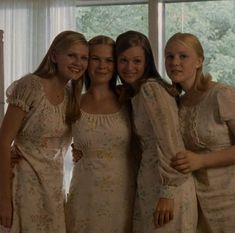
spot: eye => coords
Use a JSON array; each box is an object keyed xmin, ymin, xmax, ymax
[
  {"xmin": 106, "ymin": 58, "xmax": 114, "ymax": 63},
  {"xmin": 165, "ymin": 54, "xmax": 174, "ymax": 60},
  {"xmin": 68, "ymin": 53, "xmax": 76, "ymax": 58},
  {"xmin": 180, "ymin": 54, "xmax": 188, "ymax": 59},
  {"xmin": 81, "ymin": 56, "xmax": 89, "ymax": 61},
  {"xmin": 133, "ymin": 59, "xmax": 142, "ymax": 64},
  {"xmin": 118, "ymin": 58, "xmax": 127, "ymax": 64},
  {"xmin": 90, "ymin": 56, "xmax": 99, "ymax": 61}
]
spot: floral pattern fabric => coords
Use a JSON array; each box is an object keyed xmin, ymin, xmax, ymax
[
  {"xmin": 179, "ymin": 83, "xmax": 235, "ymax": 233},
  {"xmin": 132, "ymin": 79, "xmax": 197, "ymax": 233},
  {"xmin": 2, "ymin": 74, "xmax": 71, "ymax": 233},
  {"xmin": 65, "ymin": 107, "xmax": 136, "ymax": 233}
]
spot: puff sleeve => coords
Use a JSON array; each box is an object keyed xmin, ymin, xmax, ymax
[
  {"xmin": 140, "ymin": 80, "xmax": 189, "ymax": 198},
  {"xmin": 6, "ymin": 74, "xmax": 37, "ymax": 112},
  {"xmin": 217, "ymin": 84, "xmax": 235, "ymax": 136}
]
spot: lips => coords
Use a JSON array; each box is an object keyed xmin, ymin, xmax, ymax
[
  {"xmin": 96, "ymin": 72, "xmax": 108, "ymax": 75},
  {"xmin": 171, "ymin": 70, "xmax": 182, "ymax": 75},
  {"xmin": 69, "ymin": 67, "xmax": 82, "ymax": 74},
  {"xmin": 123, "ymin": 73, "xmax": 136, "ymax": 78}
]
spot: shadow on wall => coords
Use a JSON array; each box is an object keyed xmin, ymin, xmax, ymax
[{"xmin": 0, "ymin": 30, "xmax": 4, "ymax": 126}]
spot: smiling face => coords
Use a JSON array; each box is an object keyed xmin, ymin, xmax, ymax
[
  {"xmin": 53, "ymin": 42, "xmax": 89, "ymax": 81},
  {"xmin": 117, "ymin": 46, "xmax": 146, "ymax": 84},
  {"xmin": 88, "ymin": 44, "xmax": 115, "ymax": 86},
  {"xmin": 165, "ymin": 40, "xmax": 203, "ymax": 91}
]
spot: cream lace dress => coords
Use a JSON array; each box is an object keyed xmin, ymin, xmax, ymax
[
  {"xmin": 65, "ymin": 106, "xmax": 136, "ymax": 233},
  {"xmin": 132, "ymin": 79, "xmax": 197, "ymax": 233},
  {"xmin": 3, "ymin": 74, "xmax": 71, "ymax": 233},
  {"xmin": 179, "ymin": 83, "xmax": 235, "ymax": 233}
]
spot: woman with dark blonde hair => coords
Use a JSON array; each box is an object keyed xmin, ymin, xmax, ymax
[
  {"xmin": 0, "ymin": 30, "xmax": 89, "ymax": 233},
  {"xmin": 167, "ymin": 32, "xmax": 235, "ymax": 233},
  {"xmin": 116, "ymin": 30, "xmax": 197, "ymax": 233},
  {"xmin": 66, "ymin": 35, "xmax": 135, "ymax": 233}
]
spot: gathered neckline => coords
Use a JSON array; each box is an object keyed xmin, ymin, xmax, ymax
[{"xmin": 80, "ymin": 107, "xmax": 123, "ymax": 117}]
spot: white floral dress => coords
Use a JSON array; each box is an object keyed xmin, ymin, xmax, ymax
[
  {"xmin": 132, "ymin": 79, "xmax": 197, "ymax": 233},
  {"xmin": 179, "ymin": 83, "xmax": 235, "ymax": 233},
  {"xmin": 65, "ymin": 106, "xmax": 136, "ymax": 233},
  {"xmin": 4, "ymin": 74, "xmax": 71, "ymax": 233}
]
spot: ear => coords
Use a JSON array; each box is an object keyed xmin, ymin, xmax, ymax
[{"xmin": 196, "ymin": 56, "xmax": 203, "ymax": 69}]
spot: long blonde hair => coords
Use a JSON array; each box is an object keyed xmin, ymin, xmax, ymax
[
  {"xmin": 165, "ymin": 32, "xmax": 212, "ymax": 93},
  {"xmin": 34, "ymin": 30, "xmax": 88, "ymax": 124}
]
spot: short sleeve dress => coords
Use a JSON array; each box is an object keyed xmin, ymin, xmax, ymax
[
  {"xmin": 132, "ymin": 79, "xmax": 197, "ymax": 233},
  {"xmin": 179, "ymin": 83, "xmax": 235, "ymax": 233},
  {"xmin": 65, "ymin": 106, "xmax": 136, "ymax": 233},
  {"xmin": 6, "ymin": 74, "xmax": 71, "ymax": 233}
]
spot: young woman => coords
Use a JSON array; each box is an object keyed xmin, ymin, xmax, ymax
[
  {"xmin": 116, "ymin": 30, "xmax": 197, "ymax": 233},
  {"xmin": 166, "ymin": 32, "xmax": 235, "ymax": 233},
  {"xmin": 65, "ymin": 35, "xmax": 136, "ymax": 233},
  {"xmin": 0, "ymin": 30, "xmax": 89, "ymax": 233}
]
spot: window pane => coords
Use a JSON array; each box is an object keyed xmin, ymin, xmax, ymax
[
  {"xmin": 164, "ymin": 1, "xmax": 235, "ymax": 85},
  {"xmin": 76, "ymin": 4, "xmax": 148, "ymax": 40}
]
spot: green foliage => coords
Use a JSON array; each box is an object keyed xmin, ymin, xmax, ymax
[{"xmin": 76, "ymin": 4, "xmax": 148, "ymax": 40}]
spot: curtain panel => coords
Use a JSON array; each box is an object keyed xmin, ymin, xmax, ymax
[{"xmin": 0, "ymin": 0, "xmax": 77, "ymax": 102}]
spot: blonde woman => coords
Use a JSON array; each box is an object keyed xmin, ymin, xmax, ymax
[
  {"xmin": 166, "ymin": 32, "xmax": 235, "ymax": 233},
  {"xmin": 65, "ymin": 35, "xmax": 136, "ymax": 233},
  {"xmin": 0, "ymin": 31, "xmax": 88, "ymax": 233}
]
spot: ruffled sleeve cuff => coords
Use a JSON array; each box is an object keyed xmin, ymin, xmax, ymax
[{"xmin": 6, "ymin": 74, "xmax": 38, "ymax": 112}]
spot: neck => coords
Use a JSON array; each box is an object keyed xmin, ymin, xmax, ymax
[{"xmin": 87, "ymin": 84, "xmax": 114, "ymax": 99}]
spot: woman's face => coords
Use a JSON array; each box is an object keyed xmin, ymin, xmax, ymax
[
  {"xmin": 88, "ymin": 44, "xmax": 115, "ymax": 86},
  {"xmin": 53, "ymin": 42, "xmax": 89, "ymax": 81},
  {"xmin": 117, "ymin": 46, "xmax": 146, "ymax": 84},
  {"xmin": 165, "ymin": 40, "xmax": 203, "ymax": 91}
]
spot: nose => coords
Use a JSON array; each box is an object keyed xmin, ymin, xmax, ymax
[
  {"xmin": 98, "ymin": 59, "xmax": 107, "ymax": 69},
  {"xmin": 172, "ymin": 56, "xmax": 180, "ymax": 65},
  {"xmin": 74, "ymin": 57, "xmax": 82, "ymax": 65},
  {"xmin": 124, "ymin": 61, "xmax": 134, "ymax": 71},
  {"xmin": 74, "ymin": 56, "xmax": 86, "ymax": 66}
]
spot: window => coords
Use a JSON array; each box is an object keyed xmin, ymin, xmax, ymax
[
  {"xmin": 76, "ymin": 0, "xmax": 235, "ymax": 85},
  {"xmin": 76, "ymin": 3, "xmax": 148, "ymax": 40}
]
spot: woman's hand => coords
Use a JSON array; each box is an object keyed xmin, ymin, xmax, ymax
[
  {"xmin": 153, "ymin": 198, "xmax": 174, "ymax": 228},
  {"xmin": 71, "ymin": 143, "xmax": 83, "ymax": 163},
  {"xmin": 171, "ymin": 150, "xmax": 204, "ymax": 173},
  {"xmin": 0, "ymin": 199, "xmax": 12, "ymax": 228},
  {"xmin": 10, "ymin": 146, "xmax": 22, "ymax": 168}
]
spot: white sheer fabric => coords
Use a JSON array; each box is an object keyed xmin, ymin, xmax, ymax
[
  {"xmin": 0, "ymin": 0, "xmax": 76, "ymax": 193},
  {"xmin": 0, "ymin": 0, "xmax": 76, "ymax": 98}
]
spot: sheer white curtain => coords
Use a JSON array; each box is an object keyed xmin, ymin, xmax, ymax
[
  {"xmin": 0, "ymin": 0, "xmax": 77, "ymax": 191},
  {"xmin": 0, "ymin": 0, "xmax": 76, "ymax": 97}
]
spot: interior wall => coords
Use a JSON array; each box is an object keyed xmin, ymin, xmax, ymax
[{"xmin": 0, "ymin": 30, "xmax": 4, "ymax": 125}]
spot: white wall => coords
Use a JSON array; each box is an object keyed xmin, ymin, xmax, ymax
[{"xmin": 0, "ymin": 30, "xmax": 4, "ymax": 125}]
